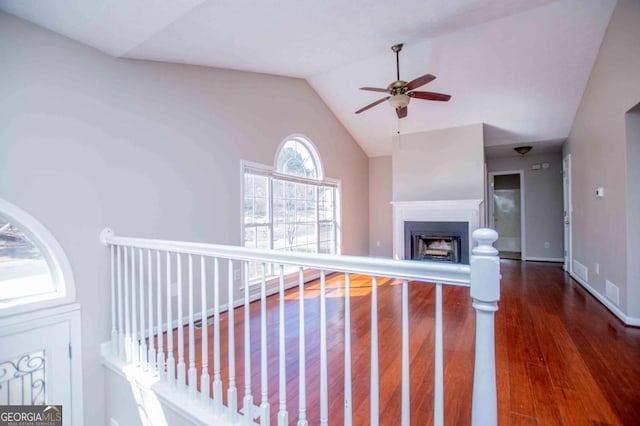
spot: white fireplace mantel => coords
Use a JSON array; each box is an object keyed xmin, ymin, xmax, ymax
[{"xmin": 391, "ymin": 199, "xmax": 484, "ymax": 260}]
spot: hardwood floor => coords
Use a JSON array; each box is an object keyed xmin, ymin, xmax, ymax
[{"xmin": 165, "ymin": 261, "xmax": 640, "ymax": 425}]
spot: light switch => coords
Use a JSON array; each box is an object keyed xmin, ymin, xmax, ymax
[{"xmin": 596, "ymin": 187, "xmax": 605, "ymax": 197}]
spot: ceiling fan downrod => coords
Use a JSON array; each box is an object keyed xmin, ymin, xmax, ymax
[{"xmin": 391, "ymin": 43, "xmax": 403, "ymax": 81}]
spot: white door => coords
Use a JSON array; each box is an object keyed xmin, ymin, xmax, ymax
[
  {"xmin": 0, "ymin": 318, "xmax": 72, "ymax": 423},
  {"xmin": 563, "ymin": 155, "xmax": 572, "ymax": 272}
]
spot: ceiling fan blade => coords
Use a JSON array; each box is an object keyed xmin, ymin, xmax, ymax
[
  {"xmin": 409, "ymin": 91, "xmax": 451, "ymax": 101},
  {"xmin": 355, "ymin": 96, "xmax": 390, "ymax": 114},
  {"xmin": 396, "ymin": 106, "xmax": 408, "ymax": 119},
  {"xmin": 404, "ymin": 74, "xmax": 436, "ymax": 91},
  {"xmin": 360, "ymin": 87, "xmax": 389, "ymax": 93}
]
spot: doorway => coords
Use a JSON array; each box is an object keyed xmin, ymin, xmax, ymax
[{"xmin": 488, "ymin": 171, "xmax": 525, "ymax": 260}]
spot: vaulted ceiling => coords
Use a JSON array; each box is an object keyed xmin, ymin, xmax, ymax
[{"xmin": 0, "ymin": 0, "xmax": 616, "ymax": 157}]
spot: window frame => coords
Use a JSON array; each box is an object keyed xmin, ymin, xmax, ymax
[
  {"xmin": 0, "ymin": 199, "xmax": 76, "ymax": 317},
  {"xmin": 241, "ymin": 139, "xmax": 341, "ymax": 284}
]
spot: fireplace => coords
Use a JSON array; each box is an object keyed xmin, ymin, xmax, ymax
[
  {"xmin": 392, "ymin": 200, "xmax": 483, "ymax": 262},
  {"xmin": 404, "ymin": 221, "xmax": 469, "ymax": 264}
]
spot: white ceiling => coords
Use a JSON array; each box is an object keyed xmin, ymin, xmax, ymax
[{"xmin": 0, "ymin": 0, "xmax": 616, "ymax": 157}]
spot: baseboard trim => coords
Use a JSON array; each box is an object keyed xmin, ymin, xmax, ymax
[
  {"xmin": 526, "ymin": 257, "xmax": 564, "ymax": 263},
  {"xmin": 569, "ymin": 272, "xmax": 640, "ymax": 327}
]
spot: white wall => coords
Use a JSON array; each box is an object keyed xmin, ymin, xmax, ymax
[
  {"xmin": 0, "ymin": 12, "xmax": 369, "ymax": 425},
  {"xmin": 564, "ymin": 0, "xmax": 640, "ymax": 321},
  {"xmin": 487, "ymin": 152, "xmax": 564, "ymax": 260},
  {"xmin": 368, "ymin": 156, "xmax": 392, "ymax": 257},
  {"xmin": 392, "ymin": 123, "xmax": 485, "ymax": 202}
]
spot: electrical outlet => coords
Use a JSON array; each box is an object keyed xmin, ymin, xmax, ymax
[
  {"xmin": 376, "ymin": 240, "xmax": 381, "ymax": 247},
  {"xmin": 234, "ymin": 269, "xmax": 240, "ymax": 280},
  {"xmin": 595, "ymin": 263, "xmax": 600, "ymax": 275},
  {"xmin": 544, "ymin": 242, "xmax": 550, "ymax": 249}
]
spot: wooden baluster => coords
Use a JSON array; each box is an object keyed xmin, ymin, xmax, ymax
[
  {"xmin": 401, "ymin": 279, "xmax": 410, "ymax": 426},
  {"xmin": 201, "ymin": 256, "xmax": 210, "ymax": 403},
  {"xmin": 370, "ymin": 276, "xmax": 379, "ymax": 426},
  {"xmin": 124, "ymin": 247, "xmax": 131, "ymax": 362},
  {"xmin": 243, "ymin": 261, "xmax": 253, "ymax": 425},
  {"xmin": 166, "ymin": 252, "xmax": 175, "ymax": 384},
  {"xmin": 227, "ymin": 259, "xmax": 238, "ymax": 421},
  {"xmin": 320, "ymin": 270, "xmax": 328, "ymax": 426},
  {"xmin": 297, "ymin": 267, "xmax": 308, "ymax": 426},
  {"xmin": 344, "ymin": 273, "xmax": 353, "ymax": 426},
  {"xmin": 188, "ymin": 254, "xmax": 197, "ymax": 396},
  {"xmin": 177, "ymin": 253, "xmax": 185, "ymax": 389},
  {"xmin": 110, "ymin": 245, "xmax": 117, "ymax": 356},
  {"xmin": 260, "ymin": 263, "xmax": 270, "ymax": 426},
  {"xmin": 213, "ymin": 257, "xmax": 222, "ymax": 413},
  {"xmin": 139, "ymin": 248, "xmax": 146, "ymax": 367},
  {"xmin": 213, "ymin": 257, "xmax": 223, "ymax": 410},
  {"xmin": 117, "ymin": 246, "xmax": 125, "ymax": 360},
  {"xmin": 147, "ymin": 249, "xmax": 155, "ymax": 370},
  {"xmin": 156, "ymin": 250, "xmax": 165, "ymax": 378},
  {"xmin": 131, "ymin": 248, "xmax": 138, "ymax": 365},
  {"xmin": 434, "ymin": 283, "xmax": 443, "ymax": 426},
  {"xmin": 277, "ymin": 265, "xmax": 288, "ymax": 426}
]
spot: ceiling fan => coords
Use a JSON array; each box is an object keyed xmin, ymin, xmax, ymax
[{"xmin": 355, "ymin": 43, "xmax": 451, "ymax": 119}]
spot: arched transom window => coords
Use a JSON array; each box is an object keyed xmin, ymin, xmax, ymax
[
  {"xmin": 243, "ymin": 136, "xmax": 340, "ymax": 281},
  {"xmin": 0, "ymin": 199, "xmax": 75, "ymax": 316},
  {"xmin": 275, "ymin": 138, "xmax": 323, "ymax": 179}
]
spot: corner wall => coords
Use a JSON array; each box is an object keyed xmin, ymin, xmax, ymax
[
  {"xmin": 0, "ymin": 12, "xmax": 369, "ymax": 424},
  {"xmin": 564, "ymin": 0, "xmax": 640, "ymax": 322}
]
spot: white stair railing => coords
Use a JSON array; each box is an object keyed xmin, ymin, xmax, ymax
[{"xmin": 99, "ymin": 227, "xmax": 500, "ymax": 425}]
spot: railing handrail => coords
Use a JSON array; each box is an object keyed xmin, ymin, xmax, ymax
[{"xmin": 100, "ymin": 229, "xmax": 471, "ymax": 286}]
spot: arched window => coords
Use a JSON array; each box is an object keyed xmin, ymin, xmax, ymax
[
  {"xmin": 243, "ymin": 135, "xmax": 340, "ymax": 281},
  {"xmin": 0, "ymin": 199, "xmax": 75, "ymax": 316},
  {"xmin": 274, "ymin": 137, "xmax": 323, "ymax": 179}
]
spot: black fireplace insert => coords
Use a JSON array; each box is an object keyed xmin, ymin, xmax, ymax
[{"xmin": 404, "ymin": 221, "xmax": 469, "ymax": 264}]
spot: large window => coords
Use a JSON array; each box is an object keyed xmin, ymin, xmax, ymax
[{"xmin": 243, "ymin": 136, "xmax": 339, "ymax": 281}]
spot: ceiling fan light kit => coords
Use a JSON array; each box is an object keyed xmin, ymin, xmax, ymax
[
  {"xmin": 389, "ymin": 94, "xmax": 410, "ymax": 109},
  {"xmin": 355, "ymin": 43, "xmax": 451, "ymax": 119}
]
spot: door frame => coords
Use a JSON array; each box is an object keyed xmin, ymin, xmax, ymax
[
  {"xmin": 563, "ymin": 154, "xmax": 573, "ymax": 273},
  {"xmin": 488, "ymin": 170, "xmax": 526, "ymax": 260},
  {"xmin": 0, "ymin": 303, "xmax": 83, "ymax": 425}
]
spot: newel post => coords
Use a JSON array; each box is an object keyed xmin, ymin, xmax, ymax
[{"xmin": 470, "ymin": 228, "xmax": 500, "ymax": 426}]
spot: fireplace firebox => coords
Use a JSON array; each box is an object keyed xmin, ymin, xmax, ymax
[
  {"xmin": 412, "ymin": 235, "xmax": 461, "ymax": 262},
  {"xmin": 404, "ymin": 221, "xmax": 469, "ymax": 264}
]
